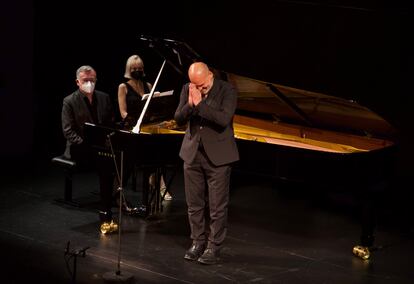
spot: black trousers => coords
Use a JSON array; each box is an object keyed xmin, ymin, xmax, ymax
[{"xmin": 183, "ymin": 149, "xmax": 232, "ymax": 250}]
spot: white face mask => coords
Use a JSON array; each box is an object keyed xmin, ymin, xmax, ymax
[{"xmin": 81, "ymin": 81, "xmax": 95, "ymax": 94}]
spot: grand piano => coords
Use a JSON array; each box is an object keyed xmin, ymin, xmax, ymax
[
  {"xmin": 124, "ymin": 36, "xmax": 397, "ymax": 182},
  {"xmin": 85, "ymin": 36, "xmax": 397, "ymax": 259}
]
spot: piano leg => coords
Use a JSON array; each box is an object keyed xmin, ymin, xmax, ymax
[
  {"xmin": 139, "ymin": 165, "xmax": 177, "ymax": 217},
  {"xmin": 141, "ymin": 168, "xmax": 151, "ymax": 216},
  {"xmin": 360, "ymin": 195, "xmax": 375, "ymax": 248},
  {"xmin": 131, "ymin": 165, "xmax": 137, "ymax": 192},
  {"xmin": 154, "ymin": 167, "xmax": 162, "ymax": 214},
  {"xmin": 161, "ymin": 166, "xmax": 176, "ymax": 201},
  {"xmin": 354, "ymin": 180, "xmax": 388, "ymax": 260},
  {"xmin": 148, "ymin": 167, "xmax": 163, "ymax": 215}
]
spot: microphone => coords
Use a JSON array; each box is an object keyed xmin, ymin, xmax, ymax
[
  {"xmin": 140, "ymin": 35, "xmax": 151, "ymax": 41},
  {"xmin": 140, "ymin": 35, "xmax": 156, "ymax": 42},
  {"xmin": 140, "ymin": 35, "xmax": 156, "ymax": 48}
]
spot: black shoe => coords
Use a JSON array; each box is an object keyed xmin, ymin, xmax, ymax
[
  {"xmin": 184, "ymin": 244, "xmax": 206, "ymax": 261},
  {"xmin": 197, "ymin": 248, "xmax": 220, "ymax": 265}
]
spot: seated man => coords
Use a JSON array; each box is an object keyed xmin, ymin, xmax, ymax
[{"xmin": 61, "ymin": 65, "xmax": 136, "ymax": 233}]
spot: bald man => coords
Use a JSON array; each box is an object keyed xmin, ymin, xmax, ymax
[{"xmin": 174, "ymin": 62, "xmax": 239, "ymax": 264}]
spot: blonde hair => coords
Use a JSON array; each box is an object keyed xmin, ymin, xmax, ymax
[{"xmin": 124, "ymin": 55, "xmax": 144, "ymax": 79}]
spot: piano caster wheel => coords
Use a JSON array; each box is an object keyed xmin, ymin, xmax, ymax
[
  {"xmin": 352, "ymin": 245, "xmax": 370, "ymax": 260},
  {"xmin": 100, "ymin": 220, "xmax": 118, "ymax": 234}
]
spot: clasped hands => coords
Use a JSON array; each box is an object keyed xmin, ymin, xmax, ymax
[{"xmin": 188, "ymin": 83, "xmax": 202, "ymax": 107}]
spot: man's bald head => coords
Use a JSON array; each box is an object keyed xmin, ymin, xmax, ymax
[
  {"xmin": 188, "ymin": 62, "xmax": 213, "ymax": 95},
  {"xmin": 188, "ymin": 62, "xmax": 209, "ymax": 81}
]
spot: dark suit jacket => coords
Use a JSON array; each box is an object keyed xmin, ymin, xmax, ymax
[
  {"xmin": 174, "ymin": 78, "xmax": 239, "ymax": 166},
  {"xmin": 61, "ymin": 89, "xmax": 113, "ymax": 159}
]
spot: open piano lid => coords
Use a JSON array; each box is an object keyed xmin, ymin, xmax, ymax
[
  {"xmin": 228, "ymin": 73, "xmax": 395, "ymax": 139},
  {"xmin": 224, "ymin": 73, "xmax": 397, "ymax": 153},
  {"xmin": 139, "ymin": 36, "xmax": 397, "ymax": 154}
]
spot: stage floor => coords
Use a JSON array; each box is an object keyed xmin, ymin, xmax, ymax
[{"xmin": 0, "ymin": 161, "xmax": 413, "ymax": 284}]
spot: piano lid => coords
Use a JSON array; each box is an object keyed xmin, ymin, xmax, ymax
[
  {"xmin": 226, "ymin": 73, "xmax": 396, "ymax": 140},
  {"xmin": 139, "ymin": 36, "xmax": 397, "ymax": 143}
]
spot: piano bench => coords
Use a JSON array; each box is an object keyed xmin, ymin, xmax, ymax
[{"xmin": 51, "ymin": 155, "xmax": 78, "ymax": 207}]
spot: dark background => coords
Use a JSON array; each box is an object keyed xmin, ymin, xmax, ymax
[{"xmin": 1, "ymin": 0, "xmax": 412, "ymax": 180}]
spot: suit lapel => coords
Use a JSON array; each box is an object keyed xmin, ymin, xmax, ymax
[{"xmin": 204, "ymin": 79, "xmax": 220, "ymax": 107}]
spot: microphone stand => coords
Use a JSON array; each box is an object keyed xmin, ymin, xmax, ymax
[
  {"xmin": 102, "ymin": 134, "xmax": 134, "ymax": 283},
  {"xmin": 64, "ymin": 241, "xmax": 90, "ymax": 284}
]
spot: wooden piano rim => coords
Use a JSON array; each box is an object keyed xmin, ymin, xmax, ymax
[
  {"xmin": 233, "ymin": 115, "xmax": 394, "ymax": 154},
  {"xmin": 141, "ymin": 116, "xmax": 395, "ymax": 154}
]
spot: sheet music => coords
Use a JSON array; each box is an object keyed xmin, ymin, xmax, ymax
[{"xmin": 141, "ymin": 90, "xmax": 174, "ymax": 101}]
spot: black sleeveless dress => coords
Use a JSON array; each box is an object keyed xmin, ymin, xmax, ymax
[{"xmin": 123, "ymin": 81, "xmax": 150, "ymax": 129}]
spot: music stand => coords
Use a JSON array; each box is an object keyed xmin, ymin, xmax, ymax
[
  {"xmin": 102, "ymin": 59, "xmax": 168, "ymax": 282},
  {"xmin": 102, "ymin": 135, "xmax": 134, "ymax": 283}
]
